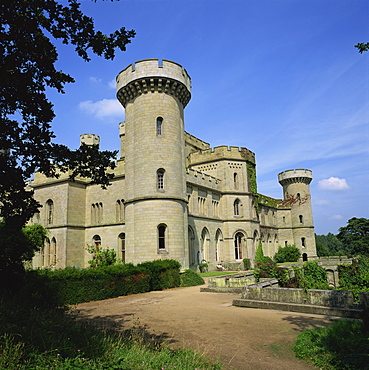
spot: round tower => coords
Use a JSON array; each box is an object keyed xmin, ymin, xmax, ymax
[
  {"xmin": 278, "ymin": 169, "xmax": 316, "ymax": 259},
  {"xmin": 80, "ymin": 133, "xmax": 100, "ymax": 146},
  {"xmin": 116, "ymin": 59, "xmax": 191, "ymax": 267}
]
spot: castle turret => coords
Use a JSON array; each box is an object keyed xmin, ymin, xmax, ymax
[
  {"xmin": 80, "ymin": 133, "xmax": 100, "ymax": 146},
  {"xmin": 116, "ymin": 59, "xmax": 191, "ymax": 267},
  {"xmin": 278, "ymin": 169, "xmax": 316, "ymax": 259}
]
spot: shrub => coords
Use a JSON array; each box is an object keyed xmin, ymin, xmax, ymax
[
  {"xmin": 198, "ymin": 259, "xmax": 208, "ymax": 273},
  {"xmin": 273, "ymin": 244, "xmax": 301, "ymax": 263},
  {"xmin": 292, "ymin": 261, "xmax": 329, "ymax": 291},
  {"xmin": 85, "ymin": 244, "xmax": 117, "ymax": 268},
  {"xmin": 243, "ymin": 258, "xmax": 251, "ymax": 270},
  {"xmin": 254, "ymin": 242, "xmax": 264, "ymax": 264},
  {"xmin": 138, "ymin": 259, "xmax": 181, "ymax": 290},
  {"xmin": 180, "ymin": 269, "xmax": 205, "ymax": 287},
  {"xmin": 253, "ymin": 256, "xmax": 290, "ymax": 285}
]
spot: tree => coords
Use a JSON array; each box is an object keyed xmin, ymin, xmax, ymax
[
  {"xmin": 0, "ymin": 0, "xmax": 135, "ymax": 273},
  {"xmin": 254, "ymin": 241, "xmax": 264, "ymax": 263},
  {"xmin": 273, "ymin": 244, "xmax": 301, "ymax": 263},
  {"xmin": 336, "ymin": 217, "xmax": 369, "ymax": 256},
  {"xmin": 315, "ymin": 233, "xmax": 345, "ymax": 256},
  {"xmin": 355, "ymin": 42, "xmax": 369, "ymax": 53}
]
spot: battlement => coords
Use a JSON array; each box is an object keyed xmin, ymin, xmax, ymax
[
  {"xmin": 278, "ymin": 169, "xmax": 313, "ymax": 186},
  {"xmin": 117, "ymin": 58, "xmax": 191, "ymax": 92},
  {"xmin": 185, "ymin": 131, "xmax": 210, "ymax": 151},
  {"xmin": 188, "ymin": 145, "xmax": 255, "ymax": 166},
  {"xmin": 80, "ymin": 133, "xmax": 100, "ymax": 146},
  {"xmin": 186, "ymin": 168, "xmax": 221, "ymax": 190}
]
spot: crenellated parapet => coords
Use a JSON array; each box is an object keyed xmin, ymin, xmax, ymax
[
  {"xmin": 188, "ymin": 145, "xmax": 255, "ymax": 166},
  {"xmin": 278, "ymin": 169, "xmax": 312, "ymax": 186},
  {"xmin": 186, "ymin": 168, "xmax": 222, "ymax": 190},
  {"xmin": 80, "ymin": 133, "xmax": 100, "ymax": 146},
  {"xmin": 116, "ymin": 59, "xmax": 191, "ymax": 108}
]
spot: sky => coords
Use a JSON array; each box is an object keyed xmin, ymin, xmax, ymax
[{"xmin": 48, "ymin": 0, "xmax": 368, "ymax": 235}]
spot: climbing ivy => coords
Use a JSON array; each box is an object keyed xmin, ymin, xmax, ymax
[{"xmin": 247, "ymin": 162, "xmax": 257, "ymax": 193}]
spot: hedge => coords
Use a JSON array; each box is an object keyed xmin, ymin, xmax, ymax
[{"xmin": 33, "ymin": 259, "xmax": 181, "ymax": 305}]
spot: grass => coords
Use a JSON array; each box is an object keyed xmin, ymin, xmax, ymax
[
  {"xmin": 199, "ymin": 271, "xmax": 239, "ymax": 277},
  {"xmin": 0, "ymin": 283, "xmax": 221, "ymax": 370},
  {"xmin": 294, "ymin": 319, "xmax": 369, "ymax": 369}
]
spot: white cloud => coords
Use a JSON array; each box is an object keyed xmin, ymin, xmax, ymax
[
  {"xmin": 89, "ymin": 76, "xmax": 102, "ymax": 84},
  {"xmin": 330, "ymin": 214, "xmax": 344, "ymax": 220},
  {"xmin": 318, "ymin": 177, "xmax": 350, "ymax": 191},
  {"xmin": 79, "ymin": 99, "xmax": 124, "ymax": 119}
]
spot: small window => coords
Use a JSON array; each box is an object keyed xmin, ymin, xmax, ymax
[
  {"xmin": 157, "ymin": 169, "xmax": 165, "ymax": 190},
  {"xmin": 93, "ymin": 235, "xmax": 101, "ymax": 248},
  {"xmin": 299, "ymin": 215, "xmax": 303, "ymax": 224},
  {"xmin": 301, "ymin": 237, "xmax": 306, "ymax": 248},
  {"xmin": 156, "ymin": 117, "xmax": 163, "ymax": 136},
  {"xmin": 234, "ymin": 172, "xmax": 238, "ymax": 189},
  {"xmin": 297, "ymin": 193, "xmax": 301, "ymax": 201},
  {"xmin": 234, "ymin": 199, "xmax": 241, "ymax": 216},
  {"xmin": 46, "ymin": 199, "xmax": 54, "ymax": 225},
  {"xmin": 118, "ymin": 233, "xmax": 125, "ymax": 262},
  {"xmin": 158, "ymin": 224, "xmax": 166, "ymax": 249}
]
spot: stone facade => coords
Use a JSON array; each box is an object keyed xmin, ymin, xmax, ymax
[{"xmin": 30, "ymin": 59, "xmax": 317, "ymax": 270}]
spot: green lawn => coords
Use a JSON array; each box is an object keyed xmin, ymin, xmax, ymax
[{"xmin": 200, "ymin": 271, "xmax": 239, "ymax": 277}]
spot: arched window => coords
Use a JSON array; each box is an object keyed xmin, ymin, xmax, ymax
[
  {"xmin": 46, "ymin": 199, "xmax": 53, "ymax": 225},
  {"xmin": 234, "ymin": 232, "xmax": 243, "ymax": 260},
  {"xmin": 301, "ymin": 237, "xmax": 306, "ymax": 248},
  {"xmin": 157, "ymin": 169, "xmax": 165, "ymax": 190},
  {"xmin": 91, "ymin": 203, "xmax": 103, "ymax": 224},
  {"xmin": 215, "ymin": 229, "xmax": 223, "ymax": 262},
  {"xmin": 43, "ymin": 237, "xmax": 50, "ymax": 266},
  {"xmin": 297, "ymin": 193, "xmax": 301, "ymax": 201},
  {"xmin": 299, "ymin": 215, "xmax": 303, "ymax": 224},
  {"xmin": 93, "ymin": 235, "xmax": 101, "ymax": 247},
  {"xmin": 118, "ymin": 233, "xmax": 126, "ymax": 262},
  {"xmin": 158, "ymin": 224, "xmax": 166, "ymax": 250},
  {"xmin": 156, "ymin": 117, "xmax": 163, "ymax": 136},
  {"xmin": 188, "ymin": 226, "xmax": 196, "ymax": 265},
  {"xmin": 234, "ymin": 199, "xmax": 241, "ymax": 216},
  {"xmin": 234, "ymin": 172, "xmax": 238, "ymax": 189},
  {"xmin": 50, "ymin": 237, "xmax": 57, "ymax": 266},
  {"xmin": 201, "ymin": 228, "xmax": 210, "ymax": 261},
  {"xmin": 116, "ymin": 199, "xmax": 125, "ymax": 222}
]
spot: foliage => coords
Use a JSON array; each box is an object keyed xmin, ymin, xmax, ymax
[
  {"xmin": 0, "ymin": 222, "xmax": 48, "ymax": 290},
  {"xmin": 338, "ymin": 256, "xmax": 369, "ymax": 300},
  {"xmin": 253, "ymin": 256, "xmax": 290, "ymax": 286},
  {"xmin": 199, "ymin": 259, "xmax": 209, "ymax": 273},
  {"xmin": 315, "ymin": 232, "xmax": 345, "ymax": 257},
  {"xmin": 38, "ymin": 264, "xmax": 151, "ymax": 304},
  {"xmin": 243, "ymin": 258, "xmax": 251, "ymax": 270},
  {"xmin": 85, "ymin": 244, "xmax": 117, "ymax": 268},
  {"xmin": 294, "ymin": 319, "xmax": 369, "ymax": 369},
  {"xmin": 355, "ymin": 42, "xmax": 369, "ymax": 53},
  {"xmin": 291, "ymin": 261, "xmax": 329, "ymax": 291},
  {"xmin": 138, "ymin": 259, "xmax": 181, "ymax": 291},
  {"xmin": 254, "ymin": 242, "xmax": 264, "ymax": 263},
  {"xmin": 180, "ymin": 269, "xmax": 205, "ymax": 287},
  {"xmin": 246, "ymin": 162, "xmax": 257, "ymax": 193},
  {"xmin": 273, "ymin": 244, "xmax": 301, "ymax": 263},
  {"xmin": 337, "ymin": 217, "xmax": 369, "ymax": 256},
  {"xmin": 0, "ymin": 0, "xmax": 135, "ymax": 273}
]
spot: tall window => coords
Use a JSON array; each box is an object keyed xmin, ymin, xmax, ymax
[
  {"xmin": 50, "ymin": 237, "xmax": 57, "ymax": 266},
  {"xmin": 234, "ymin": 172, "xmax": 238, "ymax": 189},
  {"xmin": 118, "ymin": 233, "xmax": 126, "ymax": 262},
  {"xmin": 299, "ymin": 215, "xmax": 303, "ymax": 224},
  {"xmin": 158, "ymin": 224, "xmax": 166, "ymax": 250},
  {"xmin": 43, "ymin": 238, "xmax": 50, "ymax": 266},
  {"xmin": 157, "ymin": 169, "xmax": 165, "ymax": 190},
  {"xmin": 46, "ymin": 199, "xmax": 53, "ymax": 225},
  {"xmin": 116, "ymin": 199, "xmax": 125, "ymax": 222},
  {"xmin": 91, "ymin": 203, "xmax": 103, "ymax": 224},
  {"xmin": 156, "ymin": 117, "xmax": 163, "ymax": 136},
  {"xmin": 234, "ymin": 232, "xmax": 243, "ymax": 260},
  {"xmin": 234, "ymin": 199, "xmax": 241, "ymax": 216},
  {"xmin": 301, "ymin": 237, "xmax": 306, "ymax": 248}
]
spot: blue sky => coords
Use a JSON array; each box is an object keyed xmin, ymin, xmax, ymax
[{"xmin": 49, "ymin": 0, "xmax": 368, "ymax": 235}]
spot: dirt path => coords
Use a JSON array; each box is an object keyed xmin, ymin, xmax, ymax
[{"xmin": 75, "ymin": 280, "xmax": 331, "ymax": 369}]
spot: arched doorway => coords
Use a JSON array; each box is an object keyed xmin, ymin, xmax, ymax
[
  {"xmin": 201, "ymin": 228, "xmax": 210, "ymax": 262},
  {"xmin": 215, "ymin": 229, "xmax": 223, "ymax": 261}
]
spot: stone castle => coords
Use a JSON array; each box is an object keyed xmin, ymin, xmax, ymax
[{"xmin": 30, "ymin": 59, "xmax": 317, "ymax": 270}]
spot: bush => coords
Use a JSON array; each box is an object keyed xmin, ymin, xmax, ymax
[
  {"xmin": 180, "ymin": 269, "xmax": 205, "ymax": 287},
  {"xmin": 273, "ymin": 244, "xmax": 301, "ymax": 263},
  {"xmin": 243, "ymin": 258, "xmax": 251, "ymax": 270},
  {"xmin": 253, "ymin": 256, "xmax": 290, "ymax": 286},
  {"xmin": 294, "ymin": 320, "xmax": 369, "ymax": 369},
  {"xmin": 254, "ymin": 242, "xmax": 264, "ymax": 263},
  {"xmin": 292, "ymin": 261, "xmax": 329, "ymax": 291},
  {"xmin": 138, "ymin": 259, "xmax": 181, "ymax": 291}
]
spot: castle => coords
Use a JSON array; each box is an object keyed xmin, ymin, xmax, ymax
[{"xmin": 30, "ymin": 59, "xmax": 317, "ymax": 270}]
